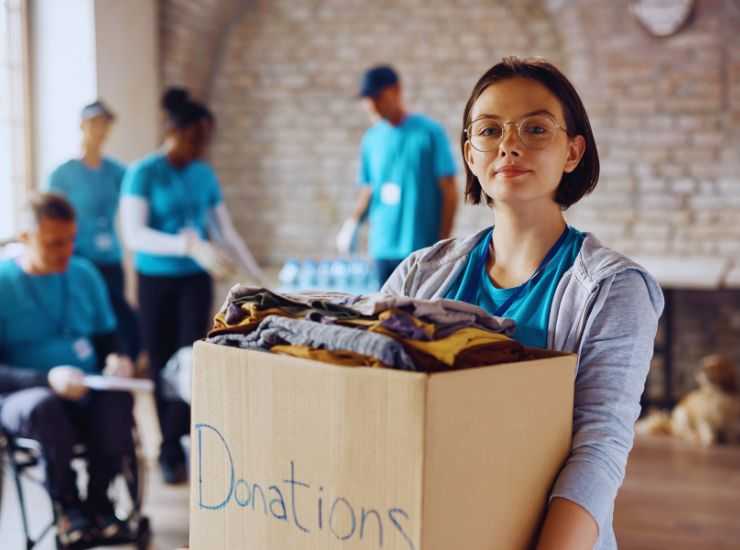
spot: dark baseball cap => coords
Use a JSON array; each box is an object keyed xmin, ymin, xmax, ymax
[
  {"xmin": 81, "ymin": 100, "xmax": 115, "ymax": 121},
  {"xmin": 358, "ymin": 65, "xmax": 399, "ymax": 98}
]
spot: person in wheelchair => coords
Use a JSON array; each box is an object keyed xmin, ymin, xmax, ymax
[{"xmin": 0, "ymin": 193, "xmax": 136, "ymax": 547}]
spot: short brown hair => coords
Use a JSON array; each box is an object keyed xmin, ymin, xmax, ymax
[
  {"xmin": 461, "ymin": 57, "xmax": 600, "ymax": 209},
  {"xmin": 28, "ymin": 192, "xmax": 76, "ymax": 226}
]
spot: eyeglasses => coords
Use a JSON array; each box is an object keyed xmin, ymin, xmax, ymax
[{"xmin": 465, "ymin": 114, "xmax": 568, "ymax": 152}]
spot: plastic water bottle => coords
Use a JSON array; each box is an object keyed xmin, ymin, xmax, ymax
[
  {"xmin": 349, "ymin": 259, "xmax": 370, "ymax": 294},
  {"xmin": 277, "ymin": 259, "xmax": 300, "ymax": 292},
  {"xmin": 317, "ymin": 259, "xmax": 333, "ymax": 291},
  {"xmin": 298, "ymin": 259, "xmax": 318, "ymax": 291},
  {"xmin": 366, "ymin": 260, "xmax": 380, "ymax": 292},
  {"xmin": 330, "ymin": 258, "xmax": 350, "ymax": 292}
]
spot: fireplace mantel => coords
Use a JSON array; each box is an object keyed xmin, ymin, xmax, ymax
[{"xmin": 632, "ymin": 255, "xmax": 735, "ymax": 289}]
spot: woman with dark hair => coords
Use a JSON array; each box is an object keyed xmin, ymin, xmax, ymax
[
  {"xmin": 120, "ymin": 88, "xmax": 263, "ymax": 484},
  {"xmin": 382, "ymin": 57, "xmax": 663, "ymax": 549}
]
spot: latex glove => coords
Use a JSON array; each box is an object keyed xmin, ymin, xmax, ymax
[
  {"xmin": 48, "ymin": 366, "xmax": 88, "ymax": 401},
  {"xmin": 336, "ymin": 218, "xmax": 359, "ymax": 254},
  {"xmin": 184, "ymin": 231, "xmax": 236, "ymax": 280},
  {"xmin": 103, "ymin": 354, "xmax": 135, "ymax": 378}
]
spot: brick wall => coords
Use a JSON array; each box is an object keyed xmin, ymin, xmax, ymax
[
  {"xmin": 159, "ymin": 0, "xmax": 246, "ymax": 98},
  {"xmin": 559, "ymin": 0, "xmax": 740, "ymax": 260},
  {"xmin": 160, "ymin": 0, "xmax": 740, "ymax": 397},
  {"xmin": 206, "ymin": 0, "xmax": 564, "ymax": 261}
]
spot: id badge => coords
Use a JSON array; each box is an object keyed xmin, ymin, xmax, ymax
[
  {"xmin": 73, "ymin": 338, "xmax": 94, "ymax": 361},
  {"xmin": 380, "ymin": 182, "xmax": 401, "ymax": 205},
  {"xmin": 95, "ymin": 232, "xmax": 114, "ymax": 251}
]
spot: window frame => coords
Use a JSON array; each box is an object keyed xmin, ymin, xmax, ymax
[{"xmin": 0, "ymin": 0, "xmax": 32, "ymax": 243}]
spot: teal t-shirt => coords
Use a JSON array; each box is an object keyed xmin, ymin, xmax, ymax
[
  {"xmin": 47, "ymin": 157, "xmax": 126, "ymax": 265},
  {"xmin": 0, "ymin": 257, "xmax": 116, "ymax": 373},
  {"xmin": 445, "ymin": 226, "xmax": 585, "ymax": 348},
  {"xmin": 121, "ymin": 152, "xmax": 223, "ymax": 276},
  {"xmin": 358, "ymin": 114, "xmax": 457, "ymax": 260}
]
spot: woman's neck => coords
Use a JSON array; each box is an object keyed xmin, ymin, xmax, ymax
[
  {"xmin": 487, "ymin": 201, "xmax": 567, "ymax": 288},
  {"xmin": 163, "ymin": 140, "xmax": 189, "ymax": 169},
  {"xmin": 388, "ymin": 109, "xmax": 407, "ymax": 127},
  {"xmin": 81, "ymin": 143, "xmax": 102, "ymax": 169}
]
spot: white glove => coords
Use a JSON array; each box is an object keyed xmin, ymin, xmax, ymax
[
  {"xmin": 48, "ymin": 366, "xmax": 88, "ymax": 400},
  {"xmin": 336, "ymin": 218, "xmax": 359, "ymax": 254},
  {"xmin": 184, "ymin": 231, "xmax": 236, "ymax": 280}
]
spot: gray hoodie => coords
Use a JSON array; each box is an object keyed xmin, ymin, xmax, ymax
[{"xmin": 382, "ymin": 226, "xmax": 665, "ymax": 550}]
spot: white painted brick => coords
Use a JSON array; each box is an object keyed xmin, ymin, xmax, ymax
[{"xmin": 160, "ymin": 0, "xmax": 740, "ymax": 276}]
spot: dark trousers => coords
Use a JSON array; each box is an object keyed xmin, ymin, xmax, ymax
[
  {"xmin": 94, "ymin": 262, "xmax": 141, "ymax": 360},
  {"xmin": 0, "ymin": 388, "xmax": 134, "ymax": 508},
  {"xmin": 138, "ymin": 271, "xmax": 212, "ymax": 466},
  {"xmin": 374, "ymin": 258, "xmax": 403, "ymax": 287}
]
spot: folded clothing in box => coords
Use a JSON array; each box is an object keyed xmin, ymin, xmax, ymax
[{"xmin": 207, "ymin": 286, "xmax": 527, "ymax": 372}]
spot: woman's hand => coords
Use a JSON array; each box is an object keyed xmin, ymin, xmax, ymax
[
  {"xmin": 183, "ymin": 229, "xmax": 236, "ymax": 280},
  {"xmin": 103, "ymin": 354, "xmax": 135, "ymax": 378}
]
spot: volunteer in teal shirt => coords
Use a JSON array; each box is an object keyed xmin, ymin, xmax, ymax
[
  {"xmin": 0, "ymin": 193, "xmax": 135, "ymax": 543},
  {"xmin": 445, "ymin": 225, "xmax": 585, "ymax": 348},
  {"xmin": 336, "ymin": 65, "xmax": 459, "ymax": 286},
  {"xmin": 0, "ymin": 256, "xmax": 115, "ymax": 372},
  {"xmin": 120, "ymin": 87, "xmax": 237, "ymax": 485},
  {"xmin": 122, "ymin": 153, "xmax": 222, "ymax": 276},
  {"xmin": 48, "ymin": 157, "xmax": 125, "ymax": 265},
  {"xmin": 47, "ymin": 100, "xmax": 139, "ymax": 360},
  {"xmin": 360, "ymin": 113, "xmax": 457, "ymax": 259}
]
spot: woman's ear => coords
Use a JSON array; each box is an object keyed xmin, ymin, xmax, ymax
[
  {"xmin": 563, "ymin": 134, "xmax": 586, "ymax": 174},
  {"xmin": 464, "ymin": 140, "xmax": 476, "ymax": 171}
]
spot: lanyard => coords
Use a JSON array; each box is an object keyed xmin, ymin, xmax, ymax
[
  {"xmin": 392, "ymin": 120, "xmax": 408, "ymax": 184},
  {"xmin": 462, "ymin": 226, "xmax": 570, "ymax": 317},
  {"xmin": 378, "ymin": 118, "xmax": 408, "ymax": 188},
  {"xmin": 21, "ymin": 269, "xmax": 70, "ymax": 337},
  {"xmin": 167, "ymin": 162, "xmax": 198, "ymax": 229},
  {"xmin": 80, "ymin": 159, "xmax": 112, "ymax": 226}
]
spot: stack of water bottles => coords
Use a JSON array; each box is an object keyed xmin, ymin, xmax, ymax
[{"xmin": 277, "ymin": 257, "xmax": 380, "ymax": 295}]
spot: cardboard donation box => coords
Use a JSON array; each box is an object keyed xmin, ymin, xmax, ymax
[{"xmin": 190, "ymin": 341, "xmax": 576, "ymax": 550}]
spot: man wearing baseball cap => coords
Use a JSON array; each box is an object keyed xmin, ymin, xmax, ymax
[
  {"xmin": 336, "ymin": 65, "xmax": 459, "ymax": 286},
  {"xmin": 47, "ymin": 99, "xmax": 140, "ymax": 361}
]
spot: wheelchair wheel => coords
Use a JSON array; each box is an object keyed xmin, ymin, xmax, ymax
[
  {"xmin": 136, "ymin": 516, "xmax": 152, "ymax": 550},
  {"xmin": 0, "ymin": 437, "xmax": 5, "ymax": 514}
]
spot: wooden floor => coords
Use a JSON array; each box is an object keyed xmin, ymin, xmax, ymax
[
  {"xmin": 2, "ymin": 426, "xmax": 738, "ymax": 549},
  {"xmin": 614, "ymin": 435, "xmax": 740, "ymax": 549},
  {"xmin": 0, "ymin": 459, "xmax": 189, "ymax": 550}
]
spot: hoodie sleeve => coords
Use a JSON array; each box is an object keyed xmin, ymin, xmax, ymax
[
  {"xmin": 549, "ymin": 268, "xmax": 663, "ymax": 537},
  {"xmin": 380, "ymin": 253, "xmax": 419, "ymax": 297}
]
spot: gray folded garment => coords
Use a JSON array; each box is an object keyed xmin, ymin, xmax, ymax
[
  {"xmin": 220, "ymin": 285, "xmax": 515, "ymax": 337},
  {"xmin": 207, "ymin": 314, "xmax": 418, "ymax": 371},
  {"xmin": 350, "ymin": 294, "xmax": 515, "ymax": 337}
]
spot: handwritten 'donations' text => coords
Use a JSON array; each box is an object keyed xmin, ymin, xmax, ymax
[{"xmin": 195, "ymin": 423, "xmax": 416, "ymax": 549}]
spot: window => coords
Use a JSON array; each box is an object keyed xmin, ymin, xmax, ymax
[{"xmin": 0, "ymin": 0, "xmax": 30, "ymax": 242}]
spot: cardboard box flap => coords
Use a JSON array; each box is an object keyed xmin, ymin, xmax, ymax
[{"xmin": 422, "ymin": 353, "xmax": 576, "ymax": 550}]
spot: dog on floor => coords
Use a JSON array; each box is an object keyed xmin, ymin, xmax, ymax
[{"xmin": 636, "ymin": 354, "xmax": 740, "ymax": 446}]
